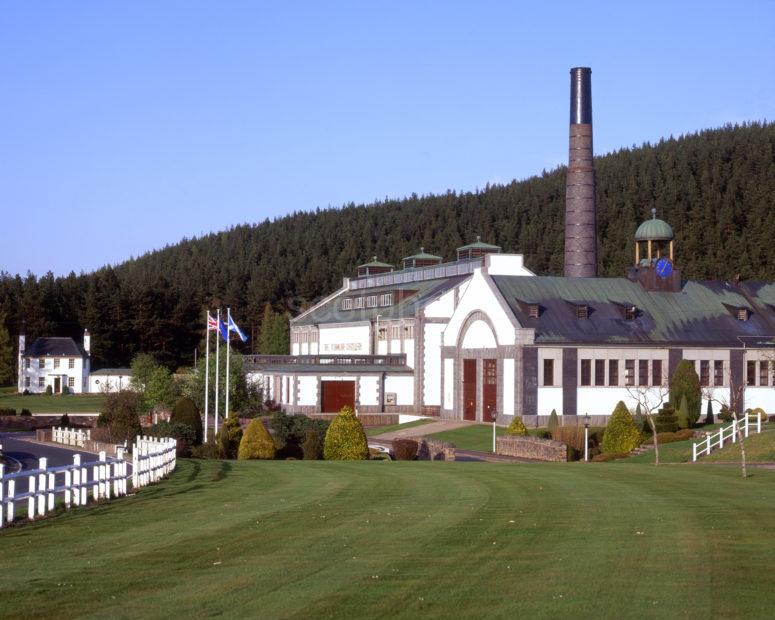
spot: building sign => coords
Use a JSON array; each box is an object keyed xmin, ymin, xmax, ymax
[{"xmin": 323, "ymin": 343, "xmax": 363, "ymax": 352}]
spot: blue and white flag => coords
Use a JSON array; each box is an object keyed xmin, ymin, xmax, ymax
[
  {"xmin": 218, "ymin": 317, "xmax": 229, "ymax": 343},
  {"xmin": 228, "ymin": 315, "xmax": 248, "ymax": 342}
]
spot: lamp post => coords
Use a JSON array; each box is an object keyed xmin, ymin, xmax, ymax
[
  {"xmin": 491, "ymin": 410, "xmax": 498, "ymax": 453},
  {"xmin": 583, "ymin": 414, "xmax": 590, "ymax": 462}
]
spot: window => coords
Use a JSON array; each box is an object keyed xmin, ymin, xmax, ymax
[
  {"xmin": 609, "ymin": 360, "xmax": 619, "ymax": 386},
  {"xmin": 747, "ymin": 360, "xmax": 757, "ymax": 386},
  {"xmin": 625, "ymin": 359, "xmax": 635, "ymax": 386},
  {"xmin": 528, "ymin": 304, "xmax": 540, "ymax": 319},
  {"xmin": 652, "ymin": 360, "xmax": 663, "ymax": 386},
  {"xmin": 54, "ymin": 358, "xmax": 60, "ymax": 369},
  {"xmin": 25, "ymin": 358, "xmax": 30, "ymax": 369},
  {"xmin": 638, "ymin": 360, "xmax": 649, "ymax": 386},
  {"xmin": 543, "ymin": 359, "xmax": 554, "ymax": 386},
  {"xmin": 24, "ymin": 377, "xmax": 30, "ymax": 388},
  {"xmin": 760, "ymin": 361, "xmax": 770, "ymax": 387},
  {"xmin": 68, "ymin": 358, "xmax": 75, "ymax": 369},
  {"xmin": 390, "ymin": 325, "xmax": 400, "ymax": 340},
  {"xmin": 38, "ymin": 377, "xmax": 45, "ymax": 387},
  {"xmin": 366, "ymin": 296, "xmax": 377, "ymax": 308},
  {"xmin": 699, "ymin": 360, "xmax": 710, "ymax": 387},
  {"xmin": 576, "ymin": 304, "xmax": 589, "ymax": 319},
  {"xmin": 342, "ymin": 298, "xmax": 353, "ymax": 311},
  {"xmin": 404, "ymin": 324, "xmax": 414, "ymax": 339},
  {"xmin": 714, "ymin": 360, "xmax": 724, "ymax": 386},
  {"xmin": 624, "ymin": 305, "xmax": 637, "ymax": 320},
  {"xmin": 354, "ymin": 297, "xmax": 364, "ymax": 309},
  {"xmin": 737, "ymin": 307, "xmax": 749, "ymax": 321},
  {"xmin": 68, "ymin": 377, "xmax": 75, "ymax": 388},
  {"xmin": 39, "ymin": 358, "xmax": 45, "ymax": 369},
  {"xmin": 377, "ymin": 328, "xmax": 387, "ymax": 341},
  {"xmin": 580, "ymin": 359, "xmax": 591, "ymax": 386},
  {"xmin": 379, "ymin": 293, "xmax": 393, "ymax": 307},
  {"xmin": 594, "ymin": 360, "xmax": 605, "ymax": 386}
]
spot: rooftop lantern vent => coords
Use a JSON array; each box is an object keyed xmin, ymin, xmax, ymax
[
  {"xmin": 456, "ymin": 236, "xmax": 501, "ymax": 261},
  {"xmin": 624, "ymin": 305, "xmax": 637, "ymax": 320},
  {"xmin": 576, "ymin": 304, "xmax": 589, "ymax": 319},
  {"xmin": 737, "ymin": 307, "xmax": 750, "ymax": 322}
]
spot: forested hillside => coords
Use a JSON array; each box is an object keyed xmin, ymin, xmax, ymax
[{"xmin": 1, "ymin": 122, "xmax": 773, "ymax": 370}]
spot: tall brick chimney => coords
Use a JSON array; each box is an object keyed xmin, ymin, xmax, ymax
[{"xmin": 564, "ymin": 67, "xmax": 597, "ymax": 278}]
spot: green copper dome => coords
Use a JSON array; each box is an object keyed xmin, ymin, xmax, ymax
[{"xmin": 635, "ymin": 211, "xmax": 674, "ymax": 241}]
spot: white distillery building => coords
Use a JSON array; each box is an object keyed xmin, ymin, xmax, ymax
[
  {"xmin": 18, "ymin": 331, "xmax": 92, "ymax": 394},
  {"xmin": 88, "ymin": 368, "xmax": 133, "ymax": 393}
]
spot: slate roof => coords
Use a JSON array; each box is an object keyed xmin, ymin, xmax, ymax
[
  {"xmin": 24, "ymin": 337, "xmax": 86, "ymax": 357},
  {"xmin": 293, "ymin": 275, "xmax": 468, "ymax": 326},
  {"xmin": 492, "ymin": 275, "xmax": 775, "ymax": 347}
]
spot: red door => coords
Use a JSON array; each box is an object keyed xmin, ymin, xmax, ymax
[
  {"xmin": 321, "ymin": 381, "xmax": 355, "ymax": 413},
  {"xmin": 483, "ymin": 359, "xmax": 497, "ymax": 421},
  {"xmin": 463, "ymin": 359, "xmax": 477, "ymax": 421}
]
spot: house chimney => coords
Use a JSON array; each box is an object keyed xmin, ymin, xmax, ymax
[
  {"xmin": 564, "ymin": 67, "xmax": 597, "ymax": 278},
  {"xmin": 84, "ymin": 329, "xmax": 91, "ymax": 355}
]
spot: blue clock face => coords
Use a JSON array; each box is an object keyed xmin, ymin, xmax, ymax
[{"xmin": 655, "ymin": 257, "xmax": 673, "ymax": 278}]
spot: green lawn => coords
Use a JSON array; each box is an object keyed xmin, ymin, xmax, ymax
[
  {"xmin": 365, "ymin": 418, "xmax": 435, "ymax": 437},
  {"xmin": 0, "ymin": 393, "xmax": 105, "ymax": 413},
  {"xmin": 1, "ymin": 460, "xmax": 774, "ymax": 618},
  {"xmin": 426, "ymin": 424, "xmax": 549, "ymax": 452}
]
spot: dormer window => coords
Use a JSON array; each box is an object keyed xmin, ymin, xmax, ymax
[
  {"xmin": 379, "ymin": 293, "xmax": 393, "ymax": 307},
  {"xmin": 624, "ymin": 305, "xmax": 637, "ymax": 320},
  {"xmin": 576, "ymin": 304, "xmax": 589, "ymax": 319},
  {"xmin": 354, "ymin": 297, "xmax": 364, "ymax": 309},
  {"xmin": 366, "ymin": 295, "xmax": 378, "ymax": 308},
  {"xmin": 342, "ymin": 298, "xmax": 353, "ymax": 311},
  {"xmin": 528, "ymin": 304, "xmax": 540, "ymax": 319},
  {"xmin": 737, "ymin": 307, "xmax": 750, "ymax": 321}
]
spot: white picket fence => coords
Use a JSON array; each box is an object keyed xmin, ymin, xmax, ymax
[
  {"xmin": 51, "ymin": 426, "xmax": 91, "ymax": 447},
  {"xmin": 692, "ymin": 414, "xmax": 763, "ymax": 461},
  {"xmin": 0, "ymin": 436, "xmax": 176, "ymax": 529}
]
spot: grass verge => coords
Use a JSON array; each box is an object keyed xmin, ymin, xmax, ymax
[
  {"xmin": 365, "ymin": 418, "xmax": 435, "ymax": 437},
  {"xmin": 0, "ymin": 393, "xmax": 105, "ymax": 413}
]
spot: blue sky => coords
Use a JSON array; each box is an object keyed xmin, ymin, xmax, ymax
[{"xmin": 1, "ymin": 1, "xmax": 773, "ymax": 276}]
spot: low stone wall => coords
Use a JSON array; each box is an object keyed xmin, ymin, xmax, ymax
[
  {"xmin": 412, "ymin": 436, "xmax": 455, "ymax": 461},
  {"xmin": 36, "ymin": 429, "xmax": 125, "ymax": 457},
  {"xmin": 496, "ymin": 435, "xmax": 568, "ymax": 462},
  {"xmin": 307, "ymin": 413, "xmax": 400, "ymax": 427}
]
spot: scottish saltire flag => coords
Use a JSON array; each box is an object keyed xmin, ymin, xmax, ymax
[
  {"xmin": 228, "ymin": 315, "xmax": 248, "ymax": 342},
  {"xmin": 207, "ymin": 314, "xmax": 219, "ymax": 331},
  {"xmin": 218, "ymin": 317, "xmax": 229, "ymax": 342}
]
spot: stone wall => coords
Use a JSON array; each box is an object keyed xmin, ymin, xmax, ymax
[
  {"xmin": 412, "ymin": 436, "xmax": 456, "ymax": 461},
  {"xmin": 496, "ymin": 435, "xmax": 568, "ymax": 462},
  {"xmin": 307, "ymin": 413, "xmax": 400, "ymax": 427}
]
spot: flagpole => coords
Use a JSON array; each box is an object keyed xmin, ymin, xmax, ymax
[
  {"xmin": 204, "ymin": 311, "xmax": 211, "ymax": 443},
  {"xmin": 225, "ymin": 307, "xmax": 231, "ymax": 419},
  {"xmin": 215, "ymin": 308, "xmax": 220, "ymax": 436}
]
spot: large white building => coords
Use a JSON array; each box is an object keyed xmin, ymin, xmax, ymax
[{"xmin": 18, "ymin": 331, "xmax": 92, "ymax": 394}]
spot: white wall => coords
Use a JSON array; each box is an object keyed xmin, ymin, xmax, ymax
[
  {"xmin": 89, "ymin": 374, "xmax": 130, "ymax": 393},
  {"xmin": 443, "ymin": 358, "xmax": 454, "ymax": 410},
  {"xmin": 404, "ymin": 340, "xmax": 415, "ymax": 368},
  {"xmin": 485, "ymin": 253, "xmax": 535, "ymax": 276},
  {"xmin": 19, "ymin": 356, "xmax": 88, "ymax": 394},
  {"xmin": 298, "ymin": 376, "xmax": 318, "ymax": 406},
  {"xmin": 461, "ymin": 320, "xmax": 497, "ymax": 349},
  {"xmin": 503, "ymin": 358, "xmax": 515, "ymax": 416},
  {"xmin": 423, "ymin": 323, "xmax": 445, "ymax": 406},
  {"xmin": 319, "ymin": 325, "xmax": 371, "ymax": 354},
  {"xmin": 537, "ymin": 387, "xmax": 563, "ymax": 416},
  {"xmin": 744, "ymin": 388, "xmax": 775, "ymax": 413},
  {"xmin": 385, "ymin": 375, "xmax": 414, "ymax": 406},
  {"xmin": 424, "ymin": 288, "xmax": 456, "ymax": 318},
  {"xmin": 444, "ymin": 270, "xmax": 516, "ymax": 347},
  {"xmin": 359, "ymin": 376, "xmax": 379, "ymax": 406}
]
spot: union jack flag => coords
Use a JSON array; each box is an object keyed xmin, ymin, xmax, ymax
[{"xmin": 207, "ymin": 314, "xmax": 219, "ymax": 331}]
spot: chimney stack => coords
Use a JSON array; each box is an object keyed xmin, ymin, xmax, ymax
[
  {"xmin": 84, "ymin": 329, "xmax": 91, "ymax": 355},
  {"xmin": 564, "ymin": 67, "xmax": 597, "ymax": 278}
]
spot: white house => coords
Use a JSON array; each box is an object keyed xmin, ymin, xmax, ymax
[
  {"xmin": 88, "ymin": 368, "xmax": 132, "ymax": 393},
  {"xmin": 18, "ymin": 330, "xmax": 91, "ymax": 394}
]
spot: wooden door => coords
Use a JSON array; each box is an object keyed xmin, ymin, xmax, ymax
[
  {"xmin": 463, "ymin": 359, "xmax": 477, "ymax": 420},
  {"xmin": 53, "ymin": 377, "xmax": 61, "ymax": 394},
  {"xmin": 483, "ymin": 359, "xmax": 497, "ymax": 421},
  {"xmin": 321, "ymin": 381, "xmax": 355, "ymax": 413}
]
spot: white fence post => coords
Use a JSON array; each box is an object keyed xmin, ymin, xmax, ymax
[
  {"xmin": 64, "ymin": 466, "xmax": 72, "ymax": 508},
  {"xmin": 47, "ymin": 469, "xmax": 55, "ymax": 512},
  {"xmin": 7, "ymin": 478, "xmax": 15, "ymax": 523},
  {"xmin": 37, "ymin": 457, "xmax": 47, "ymax": 517},
  {"xmin": 0, "ymin": 463, "xmax": 4, "ymax": 528},
  {"xmin": 80, "ymin": 463, "xmax": 88, "ymax": 506},
  {"xmin": 27, "ymin": 474, "xmax": 36, "ymax": 520}
]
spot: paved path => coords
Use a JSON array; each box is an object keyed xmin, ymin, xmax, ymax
[{"xmin": 370, "ymin": 419, "xmax": 478, "ymax": 441}]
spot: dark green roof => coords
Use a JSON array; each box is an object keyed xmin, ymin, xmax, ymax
[
  {"xmin": 403, "ymin": 248, "xmax": 442, "ymax": 262},
  {"xmin": 457, "ymin": 236, "xmax": 501, "ymax": 252},
  {"xmin": 493, "ymin": 275, "xmax": 775, "ymax": 346},
  {"xmin": 635, "ymin": 218, "xmax": 674, "ymax": 241},
  {"xmin": 293, "ymin": 276, "xmax": 466, "ymax": 326},
  {"xmin": 358, "ymin": 256, "xmax": 394, "ymax": 269}
]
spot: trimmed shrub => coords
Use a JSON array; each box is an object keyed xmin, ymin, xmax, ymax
[
  {"xmin": 547, "ymin": 410, "xmax": 559, "ymax": 437},
  {"xmin": 191, "ymin": 440, "xmax": 219, "ymax": 459},
  {"xmin": 719, "ymin": 404, "xmax": 733, "ymax": 423},
  {"xmin": 217, "ymin": 416, "xmax": 243, "ymax": 459},
  {"xmin": 0, "ymin": 408, "xmax": 16, "ymax": 416},
  {"xmin": 553, "ymin": 425, "xmax": 587, "ymax": 460},
  {"xmin": 670, "ymin": 360, "xmax": 701, "ymax": 425},
  {"xmin": 238, "ymin": 419, "xmax": 276, "ymax": 460},
  {"xmin": 674, "ymin": 428, "xmax": 695, "ymax": 441},
  {"xmin": 98, "ymin": 391, "xmax": 143, "ymax": 444},
  {"xmin": 602, "ymin": 401, "xmax": 641, "ymax": 454},
  {"xmin": 677, "ymin": 395, "xmax": 690, "ymax": 429},
  {"xmin": 592, "ymin": 452, "xmax": 629, "ymax": 462},
  {"xmin": 269, "ymin": 411, "xmax": 329, "ymax": 459},
  {"xmin": 704, "ymin": 401, "xmax": 714, "ymax": 425},
  {"xmin": 751, "ymin": 407, "xmax": 767, "ymax": 425},
  {"xmin": 535, "ymin": 429, "xmax": 552, "ymax": 439},
  {"xmin": 149, "ymin": 420, "xmax": 197, "ymax": 456},
  {"xmin": 323, "ymin": 406, "xmax": 368, "ymax": 460},
  {"xmin": 20, "ymin": 408, "xmax": 31, "ymax": 417},
  {"xmin": 506, "ymin": 416, "xmax": 528, "ymax": 436},
  {"xmin": 393, "ymin": 439, "xmax": 418, "ymax": 461},
  {"xmin": 60, "ymin": 413, "xmax": 71, "ymax": 427},
  {"xmin": 301, "ymin": 430, "xmax": 323, "ymax": 460},
  {"xmin": 655, "ymin": 403, "xmax": 679, "ymax": 432},
  {"xmin": 45, "ymin": 385, "xmax": 53, "ymax": 396},
  {"xmin": 170, "ymin": 396, "xmax": 203, "ymax": 445},
  {"xmin": 655, "ymin": 432, "xmax": 680, "ymax": 445},
  {"xmin": 61, "ymin": 386, "xmax": 69, "ymax": 395}
]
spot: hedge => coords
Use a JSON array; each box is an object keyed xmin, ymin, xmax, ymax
[
  {"xmin": 323, "ymin": 406, "xmax": 368, "ymax": 460},
  {"xmin": 238, "ymin": 419, "xmax": 276, "ymax": 460},
  {"xmin": 170, "ymin": 396, "xmax": 203, "ymax": 445},
  {"xmin": 506, "ymin": 416, "xmax": 528, "ymax": 436},
  {"xmin": 602, "ymin": 401, "xmax": 641, "ymax": 454}
]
